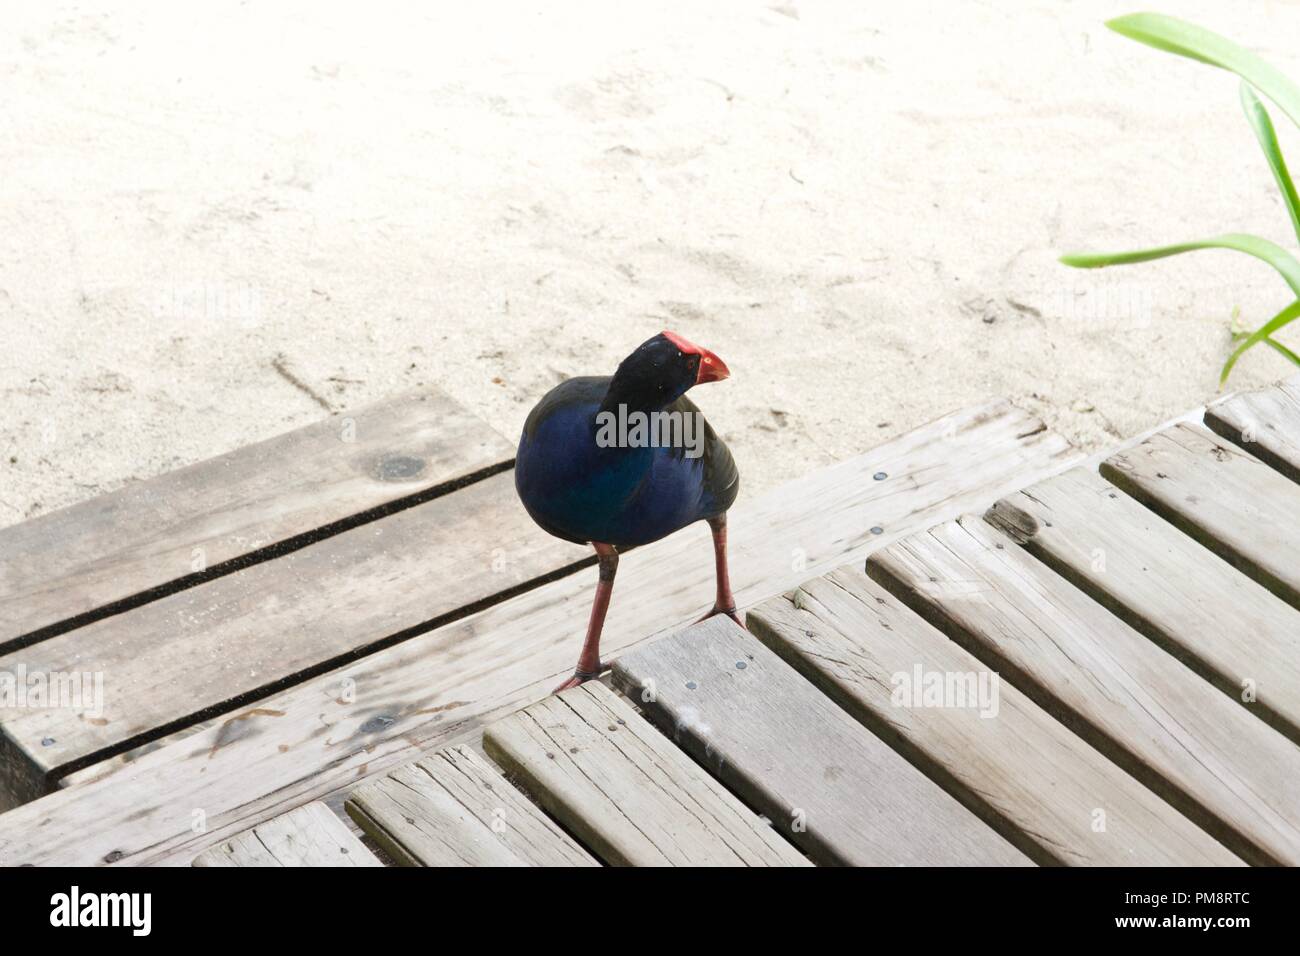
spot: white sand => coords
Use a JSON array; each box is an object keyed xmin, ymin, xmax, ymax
[{"xmin": 4, "ymin": 0, "xmax": 1300, "ymax": 527}]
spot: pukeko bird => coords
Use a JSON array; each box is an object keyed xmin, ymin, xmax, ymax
[{"xmin": 515, "ymin": 330, "xmax": 741, "ymax": 692}]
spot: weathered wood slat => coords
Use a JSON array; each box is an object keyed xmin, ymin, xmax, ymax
[
  {"xmin": 613, "ymin": 617, "xmax": 1032, "ymax": 866},
  {"xmin": 192, "ymin": 801, "xmax": 381, "ymax": 867},
  {"xmin": 0, "ymin": 388, "xmax": 513, "ymax": 649},
  {"xmin": 1102, "ymin": 422, "xmax": 1300, "ymax": 608},
  {"xmin": 483, "ymin": 682, "xmax": 806, "ymax": 866},
  {"xmin": 0, "ymin": 469, "xmax": 589, "ymax": 804},
  {"xmin": 345, "ymin": 744, "xmax": 595, "ymax": 867},
  {"xmin": 989, "ymin": 466, "xmax": 1300, "ymax": 743},
  {"xmin": 1205, "ymin": 374, "xmax": 1300, "ymax": 482},
  {"xmin": 748, "ymin": 569, "xmax": 1239, "ymax": 866},
  {"xmin": 0, "ymin": 400, "xmax": 1074, "ymax": 866},
  {"xmin": 869, "ymin": 516, "xmax": 1300, "ymax": 865}
]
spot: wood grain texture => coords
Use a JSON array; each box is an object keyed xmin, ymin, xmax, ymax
[
  {"xmin": 345, "ymin": 744, "xmax": 595, "ymax": 867},
  {"xmin": 1205, "ymin": 374, "xmax": 1300, "ymax": 483},
  {"xmin": 0, "ymin": 389, "xmax": 513, "ymax": 649},
  {"xmin": 484, "ymin": 681, "xmax": 806, "ymax": 866},
  {"xmin": 1102, "ymin": 422, "xmax": 1300, "ymax": 608},
  {"xmin": 192, "ymin": 801, "xmax": 381, "ymax": 867},
  {"xmin": 57, "ymin": 405, "xmax": 1066, "ymax": 795},
  {"xmin": 0, "ymin": 469, "xmax": 589, "ymax": 803},
  {"xmin": 748, "ymin": 569, "xmax": 1239, "ymax": 866},
  {"xmin": 0, "ymin": 400, "xmax": 1074, "ymax": 866},
  {"xmin": 613, "ymin": 617, "xmax": 1031, "ymax": 866},
  {"xmin": 869, "ymin": 515, "xmax": 1300, "ymax": 865},
  {"xmin": 989, "ymin": 466, "xmax": 1300, "ymax": 743}
]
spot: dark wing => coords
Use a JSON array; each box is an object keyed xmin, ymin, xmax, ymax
[
  {"xmin": 521, "ymin": 376, "xmax": 611, "ymax": 440},
  {"xmin": 668, "ymin": 392, "xmax": 739, "ymax": 517}
]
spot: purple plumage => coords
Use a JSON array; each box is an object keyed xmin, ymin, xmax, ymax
[{"xmin": 514, "ymin": 330, "xmax": 743, "ymax": 691}]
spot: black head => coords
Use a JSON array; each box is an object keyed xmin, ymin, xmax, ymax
[{"xmin": 601, "ymin": 331, "xmax": 730, "ymax": 414}]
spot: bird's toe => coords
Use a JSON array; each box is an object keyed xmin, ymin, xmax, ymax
[
  {"xmin": 552, "ymin": 674, "xmax": 584, "ymax": 694},
  {"xmin": 551, "ymin": 663, "xmax": 608, "ymax": 695},
  {"xmin": 695, "ymin": 604, "xmax": 746, "ymax": 630}
]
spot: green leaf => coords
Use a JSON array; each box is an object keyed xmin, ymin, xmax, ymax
[
  {"xmin": 1229, "ymin": 308, "xmax": 1296, "ymax": 365},
  {"xmin": 1059, "ymin": 233, "xmax": 1300, "ymax": 296},
  {"xmin": 1221, "ymin": 298, "xmax": 1300, "ymax": 384},
  {"xmin": 1107, "ymin": 13, "xmax": 1300, "ymax": 130},
  {"xmin": 1261, "ymin": 335, "xmax": 1300, "ymax": 369},
  {"xmin": 1240, "ymin": 82, "xmax": 1300, "ymax": 244}
]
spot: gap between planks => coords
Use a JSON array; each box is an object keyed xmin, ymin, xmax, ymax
[
  {"xmin": 988, "ymin": 464, "xmax": 1300, "ymax": 745},
  {"xmin": 192, "ymin": 801, "xmax": 382, "ymax": 867},
  {"xmin": 748, "ymin": 568, "xmax": 1239, "ymax": 866},
  {"xmin": 613, "ymin": 617, "xmax": 1032, "ymax": 866},
  {"xmin": 345, "ymin": 742, "xmax": 599, "ymax": 867},
  {"xmin": 1102, "ymin": 421, "xmax": 1300, "ymax": 609},
  {"xmin": 1204, "ymin": 372, "xmax": 1300, "ymax": 484},
  {"xmin": 483, "ymin": 681, "xmax": 809, "ymax": 866},
  {"xmin": 868, "ymin": 515, "xmax": 1300, "ymax": 866}
]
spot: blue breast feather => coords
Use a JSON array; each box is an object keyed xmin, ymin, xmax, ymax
[{"xmin": 515, "ymin": 394, "xmax": 722, "ymax": 547}]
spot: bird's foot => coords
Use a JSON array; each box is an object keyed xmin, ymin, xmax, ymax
[
  {"xmin": 695, "ymin": 604, "xmax": 746, "ymax": 630},
  {"xmin": 552, "ymin": 663, "xmax": 608, "ymax": 694}
]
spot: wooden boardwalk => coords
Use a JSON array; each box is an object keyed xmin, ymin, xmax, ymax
[{"xmin": 0, "ymin": 374, "xmax": 1297, "ymax": 866}]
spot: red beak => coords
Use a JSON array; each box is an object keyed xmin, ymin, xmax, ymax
[
  {"xmin": 695, "ymin": 348, "xmax": 730, "ymax": 384},
  {"xmin": 661, "ymin": 330, "xmax": 731, "ymax": 385}
]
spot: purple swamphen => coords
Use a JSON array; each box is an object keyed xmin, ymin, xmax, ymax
[{"xmin": 515, "ymin": 330, "xmax": 741, "ymax": 692}]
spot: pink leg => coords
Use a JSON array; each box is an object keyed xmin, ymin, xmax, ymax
[
  {"xmin": 696, "ymin": 514, "xmax": 745, "ymax": 629},
  {"xmin": 554, "ymin": 543, "xmax": 619, "ymax": 693}
]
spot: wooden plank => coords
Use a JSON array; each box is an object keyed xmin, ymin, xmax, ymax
[
  {"xmin": 1102, "ymin": 422, "xmax": 1300, "ymax": 608},
  {"xmin": 0, "ymin": 469, "xmax": 590, "ymax": 804},
  {"xmin": 989, "ymin": 466, "xmax": 1300, "ymax": 743},
  {"xmin": 483, "ymin": 681, "xmax": 806, "ymax": 866},
  {"xmin": 868, "ymin": 515, "xmax": 1300, "ymax": 865},
  {"xmin": 747, "ymin": 569, "xmax": 1239, "ymax": 865},
  {"xmin": 345, "ymin": 744, "xmax": 596, "ymax": 867},
  {"xmin": 0, "ymin": 399, "xmax": 1074, "ymax": 866},
  {"xmin": 0, "ymin": 388, "xmax": 513, "ymax": 649},
  {"xmin": 612, "ymin": 617, "xmax": 1031, "ymax": 866},
  {"xmin": 192, "ymin": 801, "xmax": 381, "ymax": 867},
  {"xmin": 1205, "ymin": 373, "xmax": 1300, "ymax": 482}
]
